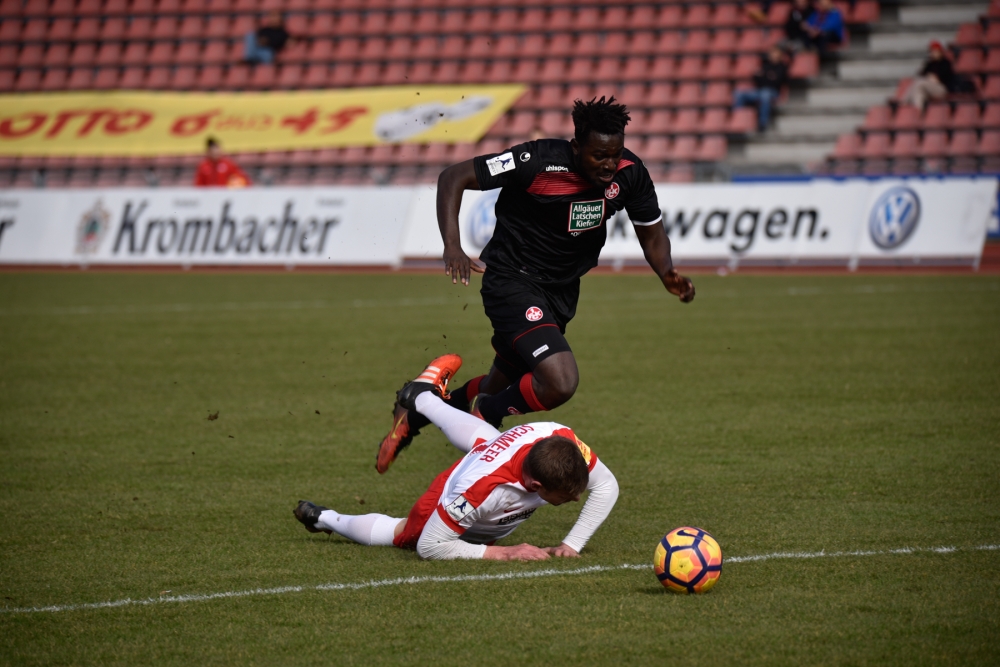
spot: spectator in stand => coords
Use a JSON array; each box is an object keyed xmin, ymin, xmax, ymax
[
  {"xmin": 194, "ymin": 137, "xmax": 251, "ymax": 187},
  {"xmin": 733, "ymin": 45, "xmax": 790, "ymax": 132},
  {"xmin": 901, "ymin": 41, "xmax": 958, "ymax": 110},
  {"xmin": 244, "ymin": 11, "xmax": 294, "ymax": 64},
  {"xmin": 802, "ymin": 0, "xmax": 845, "ymax": 55},
  {"xmin": 783, "ymin": 0, "xmax": 816, "ymax": 50}
]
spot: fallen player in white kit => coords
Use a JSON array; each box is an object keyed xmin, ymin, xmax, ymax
[{"xmin": 293, "ymin": 354, "xmax": 619, "ymax": 561}]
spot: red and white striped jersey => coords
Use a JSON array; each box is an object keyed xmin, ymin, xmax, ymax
[{"xmin": 434, "ymin": 422, "xmax": 598, "ymax": 545}]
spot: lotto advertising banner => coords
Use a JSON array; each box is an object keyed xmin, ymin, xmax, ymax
[
  {"xmin": 401, "ymin": 177, "xmax": 996, "ymax": 267},
  {"xmin": 0, "ymin": 187, "xmax": 412, "ymax": 266},
  {"xmin": 0, "ymin": 85, "xmax": 525, "ymax": 156}
]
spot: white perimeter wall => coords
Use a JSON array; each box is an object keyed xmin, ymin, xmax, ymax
[{"xmin": 0, "ymin": 177, "xmax": 995, "ymax": 268}]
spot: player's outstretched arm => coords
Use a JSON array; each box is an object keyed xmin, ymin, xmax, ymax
[
  {"xmin": 558, "ymin": 459, "xmax": 620, "ymax": 555},
  {"xmin": 633, "ymin": 222, "xmax": 695, "ymax": 303},
  {"xmin": 484, "ymin": 544, "xmax": 552, "ymax": 561},
  {"xmin": 437, "ymin": 159, "xmax": 485, "ymax": 286}
]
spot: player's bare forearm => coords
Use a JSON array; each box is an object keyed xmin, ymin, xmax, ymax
[
  {"xmin": 436, "ymin": 160, "xmax": 484, "ymax": 286},
  {"xmin": 483, "ymin": 543, "xmax": 551, "ymax": 561},
  {"xmin": 634, "ymin": 223, "xmax": 695, "ymax": 303}
]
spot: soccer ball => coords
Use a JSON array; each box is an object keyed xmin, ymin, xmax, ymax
[{"xmin": 653, "ymin": 527, "xmax": 723, "ymax": 594}]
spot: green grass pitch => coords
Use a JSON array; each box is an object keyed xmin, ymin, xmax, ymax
[{"xmin": 1, "ymin": 271, "xmax": 998, "ymax": 665}]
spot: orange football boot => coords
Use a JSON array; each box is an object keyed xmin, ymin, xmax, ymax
[{"xmin": 375, "ymin": 354, "xmax": 462, "ymax": 474}]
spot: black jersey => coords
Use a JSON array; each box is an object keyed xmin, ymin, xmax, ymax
[{"xmin": 472, "ymin": 139, "xmax": 662, "ymax": 286}]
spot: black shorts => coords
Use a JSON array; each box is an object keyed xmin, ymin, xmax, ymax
[{"xmin": 480, "ymin": 270, "xmax": 580, "ymax": 379}]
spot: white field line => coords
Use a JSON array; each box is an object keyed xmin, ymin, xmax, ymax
[{"xmin": 2, "ymin": 543, "xmax": 997, "ymax": 616}]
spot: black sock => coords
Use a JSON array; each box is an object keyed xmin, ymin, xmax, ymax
[{"xmin": 478, "ymin": 383, "xmax": 533, "ymax": 424}]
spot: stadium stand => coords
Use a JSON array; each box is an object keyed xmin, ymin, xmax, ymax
[
  {"xmin": 0, "ymin": 0, "xmax": 889, "ymax": 186},
  {"xmin": 819, "ymin": 0, "xmax": 997, "ymax": 176}
]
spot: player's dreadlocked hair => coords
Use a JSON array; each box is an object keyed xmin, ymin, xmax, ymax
[{"xmin": 571, "ymin": 96, "xmax": 631, "ymax": 145}]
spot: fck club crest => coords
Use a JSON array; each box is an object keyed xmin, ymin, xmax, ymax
[
  {"xmin": 604, "ymin": 182, "xmax": 620, "ymax": 199},
  {"xmin": 525, "ymin": 306, "xmax": 543, "ymax": 322}
]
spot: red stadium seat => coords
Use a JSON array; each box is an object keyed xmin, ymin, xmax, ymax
[
  {"xmin": 985, "ymin": 23, "xmax": 1000, "ymax": 46},
  {"xmin": 604, "ymin": 7, "xmax": 629, "ymax": 30},
  {"xmin": 955, "ymin": 23, "xmax": 984, "ymax": 47},
  {"xmin": 710, "ymin": 29, "xmax": 739, "ymax": 53},
  {"xmin": 178, "ymin": 16, "xmax": 204, "ymax": 40},
  {"xmin": 666, "ymin": 162, "xmax": 695, "ymax": 183},
  {"xmin": 701, "ymin": 108, "xmax": 729, "ymax": 133},
  {"xmin": 48, "ymin": 18, "xmax": 74, "ymax": 41},
  {"xmin": 95, "ymin": 42, "xmax": 122, "ymax": 67},
  {"xmin": 150, "ymin": 16, "xmax": 178, "ymax": 40},
  {"xmin": 100, "ymin": 17, "xmax": 127, "ymax": 41},
  {"xmin": 573, "ymin": 7, "xmax": 601, "ymax": 31},
  {"xmin": 851, "ymin": 0, "xmax": 880, "ymax": 22},
  {"xmin": 148, "ymin": 42, "xmax": 175, "ymax": 66},
  {"xmin": 674, "ymin": 82, "xmax": 701, "ymax": 106},
  {"xmin": 729, "ymin": 107, "xmax": 757, "ymax": 133},
  {"xmin": 170, "ymin": 65, "xmax": 198, "ymax": 89},
  {"xmin": 734, "ymin": 54, "xmax": 759, "ymax": 78},
  {"xmin": 890, "ymin": 131, "xmax": 920, "ymax": 158},
  {"xmin": 249, "ymin": 64, "xmax": 277, "ymax": 90},
  {"xmin": 984, "ymin": 48, "xmax": 1000, "ymax": 73},
  {"xmin": 39, "ymin": 68, "xmax": 69, "ymax": 91},
  {"xmin": 704, "ymin": 81, "xmax": 732, "ymax": 106},
  {"xmin": 683, "ymin": 5, "xmax": 713, "ymax": 29},
  {"xmin": 892, "ymin": 105, "xmax": 922, "ymax": 130},
  {"xmin": 978, "ymin": 129, "xmax": 1000, "ymax": 155},
  {"xmin": 671, "ymin": 136, "xmax": 698, "ymax": 161},
  {"xmin": 923, "ymin": 103, "xmax": 951, "ymax": 129},
  {"xmin": 642, "ymin": 82, "xmax": 671, "ymax": 106},
  {"xmin": 225, "ymin": 63, "xmax": 252, "ymax": 89},
  {"xmin": 539, "ymin": 109, "xmax": 572, "ymax": 137},
  {"xmin": 920, "ymin": 131, "xmax": 949, "ymax": 156},
  {"xmin": 119, "ymin": 66, "xmax": 146, "ymax": 89},
  {"xmin": 715, "ymin": 4, "xmax": 747, "ymax": 28},
  {"xmin": 983, "ymin": 76, "xmax": 1000, "ymax": 99},
  {"xmin": 860, "ymin": 132, "xmax": 891, "ymax": 158},
  {"xmin": 955, "ymin": 48, "xmax": 983, "ymax": 74},
  {"xmin": 705, "ymin": 55, "xmax": 733, "ymax": 79},
  {"xmin": 547, "ymin": 33, "xmax": 575, "ymax": 58},
  {"xmin": 565, "ymin": 58, "xmax": 595, "ymax": 84},
  {"xmin": 643, "ymin": 135, "xmax": 672, "ymax": 161},
  {"xmin": 983, "ymin": 103, "xmax": 1000, "ymax": 126},
  {"xmin": 353, "ymin": 62, "xmax": 382, "ymax": 86},
  {"xmin": 50, "ymin": 0, "xmax": 75, "ymax": 17},
  {"xmin": 642, "ymin": 109, "xmax": 673, "ymax": 133},
  {"xmin": 697, "ymin": 135, "xmax": 727, "ymax": 161},
  {"xmin": 790, "ymin": 51, "xmax": 819, "ymax": 78},
  {"xmin": 359, "ymin": 37, "xmax": 388, "ymax": 60},
  {"xmin": 18, "ymin": 43, "xmax": 44, "ymax": 67},
  {"xmin": 175, "ymin": 41, "xmax": 202, "ymax": 65},
  {"xmin": 147, "ymin": 66, "xmax": 171, "ymax": 89},
  {"xmin": 673, "ymin": 108, "xmax": 700, "ymax": 133},
  {"xmin": 862, "ymin": 105, "xmax": 892, "ymax": 131},
  {"xmin": 73, "ymin": 43, "xmax": 97, "ymax": 67},
  {"xmin": 832, "ymin": 133, "xmax": 862, "ymax": 158},
  {"xmin": 649, "ymin": 56, "xmax": 677, "ymax": 80},
  {"xmin": 949, "ymin": 130, "xmax": 978, "ymax": 155},
  {"xmin": 332, "ymin": 37, "xmax": 361, "ymax": 61},
  {"xmin": 684, "ymin": 30, "xmax": 711, "ymax": 53},
  {"xmin": 301, "ymin": 63, "xmax": 329, "ymax": 88},
  {"xmin": 0, "ymin": 19, "xmax": 22, "ymax": 42},
  {"xmin": 125, "ymin": 17, "xmax": 153, "ymax": 41},
  {"xmin": 67, "ymin": 68, "xmax": 95, "ymax": 90},
  {"xmin": 22, "ymin": 19, "xmax": 46, "ymax": 41},
  {"xmin": 534, "ymin": 58, "xmax": 565, "ymax": 84},
  {"xmin": 203, "ymin": 40, "xmax": 233, "ymax": 63},
  {"xmin": 46, "ymin": 42, "xmax": 71, "ymax": 66},
  {"xmin": 14, "ymin": 69, "xmax": 41, "ymax": 92},
  {"xmin": 646, "ymin": 31, "xmax": 674, "ymax": 55},
  {"xmin": 92, "ymin": 67, "xmax": 120, "ymax": 90},
  {"xmin": 951, "ymin": 102, "xmax": 981, "ymax": 128}
]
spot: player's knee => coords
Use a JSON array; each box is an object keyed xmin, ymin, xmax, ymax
[{"xmin": 535, "ymin": 361, "xmax": 579, "ymax": 407}]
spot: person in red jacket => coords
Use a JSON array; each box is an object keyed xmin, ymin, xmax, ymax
[{"xmin": 193, "ymin": 137, "xmax": 251, "ymax": 187}]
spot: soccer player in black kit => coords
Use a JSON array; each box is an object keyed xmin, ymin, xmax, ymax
[{"xmin": 376, "ymin": 97, "xmax": 695, "ymax": 473}]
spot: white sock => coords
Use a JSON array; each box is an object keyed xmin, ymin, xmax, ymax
[
  {"xmin": 317, "ymin": 510, "xmax": 401, "ymax": 546},
  {"xmin": 415, "ymin": 392, "xmax": 501, "ymax": 453}
]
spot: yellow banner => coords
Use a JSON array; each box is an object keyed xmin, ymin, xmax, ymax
[{"xmin": 0, "ymin": 85, "xmax": 525, "ymax": 156}]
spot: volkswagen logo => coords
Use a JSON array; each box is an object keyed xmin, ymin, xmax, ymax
[
  {"xmin": 465, "ymin": 190, "xmax": 500, "ymax": 249},
  {"xmin": 869, "ymin": 186, "xmax": 920, "ymax": 250}
]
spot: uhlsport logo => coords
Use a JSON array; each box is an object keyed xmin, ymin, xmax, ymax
[
  {"xmin": 466, "ymin": 189, "xmax": 500, "ymax": 249},
  {"xmin": 525, "ymin": 306, "xmax": 543, "ymax": 321},
  {"xmin": 869, "ymin": 186, "xmax": 920, "ymax": 249},
  {"xmin": 75, "ymin": 200, "xmax": 110, "ymax": 255}
]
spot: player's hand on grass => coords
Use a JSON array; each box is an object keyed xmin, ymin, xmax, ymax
[
  {"xmin": 484, "ymin": 543, "xmax": 551, "ymax": 561},
  {"xmin": 663, "ymin": 269, "xmax": 695, "ymax": 303},
  {"xmin": 443, "ymin": 245, "xmax": 485, "ymax": 286},
  {"xmin": 543, "ymin": 544, "xmax": 580, "ymax": 558}
]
